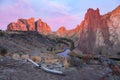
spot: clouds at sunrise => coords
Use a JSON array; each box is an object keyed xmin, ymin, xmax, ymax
[{"xmin": 0, "ymin": 0, "xmax": 120, "ymax": 31}]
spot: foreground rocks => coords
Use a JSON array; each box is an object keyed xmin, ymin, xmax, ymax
[{"xmin": 0, "ymin": 57, "xmax": 120, "ymax": 80}]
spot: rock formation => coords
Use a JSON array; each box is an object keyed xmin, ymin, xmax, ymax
[
  {"xmin": 77, "ymin": 5, "xmax": 120, "ymax": 55},
  {"xmin": 56, "ymin": 26, "xmax": 67, "ymax": 37},
  {"xmin": 7, "ymin": 18, "xmax": 52, "ymax": 34},
  {"xmin": 6, "ymin": 5, "xmax": 120, "ymax": 55},
  {"xmin": 56, "ymin": 24, "xmax": 83, "ymax": 37},
  {"xmin": 7, "ymin": 18, "xmax": 35, "ymax": 31},
  {"xmin": 35, "ymin": 19, "xmax": 52, "ymax": 34}
]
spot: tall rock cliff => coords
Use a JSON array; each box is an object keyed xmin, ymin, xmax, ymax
[
  {"xmin": 7, "ymin": 18, "xmax": 52, "ymax": 34},
  {"xmin": 77, "ymin": 6, "xmax": 120, "ymax": 55}
]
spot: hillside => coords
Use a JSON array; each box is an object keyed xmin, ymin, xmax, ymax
[{"xmin": 0, "ymin": 31, "xmax": 56, "ymax": 54}]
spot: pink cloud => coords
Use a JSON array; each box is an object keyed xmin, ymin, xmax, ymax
[
  {"xmin": 0, "ymin": 0, "xmax": 83, "ymax": 31},
  {"xmin": 46, "ymin": 14, "xmax": 82, "ymax": 31},
  {"xmin": 0, "ymin": 0, "xmax": 35, "ymax": 30}
]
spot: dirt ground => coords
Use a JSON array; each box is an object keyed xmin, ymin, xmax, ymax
[{"xmin": 0, "ymin": 57, "xmax": 120, "ymax": 80}]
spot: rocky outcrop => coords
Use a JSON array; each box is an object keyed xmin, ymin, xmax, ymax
[
  {"xmin": 56, "ymin": 26, "xmax": 67, "ymax": 37},
  {"xmin": 35, "ymin": 19, "xmax": 52, "ymax": 34},
  {"xmin": 7, "ymin": 18, "xmax": 52, "ymax": 34},
  {"xmin": 56, "ymin": 24, "xmax": 83, "ymax": 38},
  {"xmin": 77, "ymin": 5, "xmax": 120, "ymax": 55},
  {"xmin": 78, "ymin": 8, "xmax": 101, "ymax": 53},
  {"xmin": 7, "ymin": 18, "xmax": 35, "ymax": 31}
]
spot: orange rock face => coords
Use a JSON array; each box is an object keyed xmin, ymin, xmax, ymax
[
  {"xmin": 77, "ymin": 8, "xmax": 102, "ymax": 53},
  {"xmin": 77, "ymin": 5, "xmax": 120, "ymax": 54},
  {"xmin": 56, "ymin": 26, "xmax": 67, "ymax": 36},
  {"xmin": 56, "ymin": 24, "xmax": 83, "ymax": 37},
  {"xmin": 7, "ymin": 18, "xmax": 52, "ymax": 34},
  {"xmin": 35, "ymin": 19, "xmax": 52, "ymax": 34}
]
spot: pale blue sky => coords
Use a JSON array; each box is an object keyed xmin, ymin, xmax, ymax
[{"xmin": 0, "ymin": 0, "xmax": 120, "ymax": 31}]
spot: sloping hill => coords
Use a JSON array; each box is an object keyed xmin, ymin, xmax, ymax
[{"xmin": 0, "ymin": 31, "xmax": 56, "ymax": 54}]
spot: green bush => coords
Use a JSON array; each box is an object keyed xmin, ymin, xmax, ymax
[{"xmin": 0, "ymin": 46, "xmax": 8, "ymax": 56}]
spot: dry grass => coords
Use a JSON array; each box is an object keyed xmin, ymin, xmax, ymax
[
  {"xmin": 62, "ymin": 57, "xmax": 70, "ymax": 68},
  {"xmin": 21, "ymin": 54, "xmax": 29, "ymax": 59},
  {"xmin": 12, "ymin": 53, "xmax": 21, "ymax": 60},
  {"xmin": 44, "ymin": 59, "xmax": 58, "ymax": 64},
  {"xmin": 31, "ymin": 56, "xmax": 41, "ymax": 62}
]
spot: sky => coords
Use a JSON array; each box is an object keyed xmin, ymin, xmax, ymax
[{"xmin": 0, "ymin": 0, "xmax": 120, "ymax": 31}]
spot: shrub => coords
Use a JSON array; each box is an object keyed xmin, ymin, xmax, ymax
[
  {"xmin": 31, "ymin": 56, "xmax": 41, "ymax": 62},
  {"xmin": 56, "ymin": 38, "xmax": 75, "ymax": 50},
  {"xmin": 110, "ymin": 65, "xmax": 120, "ymax": 76},
  {"xmin": 0, "ymin": 30, "xmax": 4, "ymax": 37},
  {"xmin": 117, "ymin": 52, "xmax": 120, "ymax": 55},
  {"xmin": 46, "ymin": 47, "xmax": 49, "ymax": 51},
  {"xmin": 70, "ymin": 56, "xmax": 83, "ymax": 68},
  {"xmin": 0, "ymin": 46, "xmax": 8, "ymax": 56},
  {"xmin": 98, "ymin": 50, "xmax": 102, "ymax": 55},
  {"xmin": 82, "ymin": 54, "xmax": 91, "ymax": 64},
  {"xmin": 17, "ymin": 51, "xmax": 24, "ymax": 57},
  {"xmin": 47, "ymin": 47, "xmax": 55, "ymax": 51},
  {"xmin": 10, "ymin": 34, "xmax": 16, "ymax": 38},
  {"xmin": 69, "ymin": 51, "xmax": 78, "ymax": 57}
]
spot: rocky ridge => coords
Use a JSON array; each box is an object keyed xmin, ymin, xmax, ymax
[
  {"xmin": 7, "ymin": 18, "xmax": 52, "ymax": 34},
  {"xmin": 77, "ymin": 6, "xmax": 120, "ymax": 55}
]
